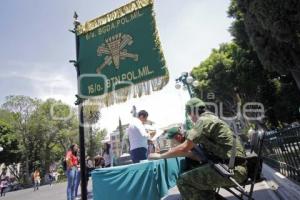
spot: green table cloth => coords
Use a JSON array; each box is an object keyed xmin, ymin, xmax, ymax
[{"xmin": 92, "ymin": 157, "xmax": 185, "ymax": 200}]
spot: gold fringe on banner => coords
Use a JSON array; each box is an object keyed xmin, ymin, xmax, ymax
[
  {"xmin": 90, "ymin": 75, "xmax": 169, "ymax": 107},
  {"xmin": 76, "ymin": 0, "xmax": 153, "ymax": 35}
]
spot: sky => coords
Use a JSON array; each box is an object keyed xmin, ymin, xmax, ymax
[{"xmin": 0, "ymin": 0, "xmax": 233, "ymax": 133}]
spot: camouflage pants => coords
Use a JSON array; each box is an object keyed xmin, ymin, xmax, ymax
[{"xmin": 177, "ymin": 163, "xmax": 247, "ymax": 200}]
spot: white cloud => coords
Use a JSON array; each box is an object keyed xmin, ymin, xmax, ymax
[{"xmin": 0, "ymin": 60, "xmax": 77, "ymax": 105}]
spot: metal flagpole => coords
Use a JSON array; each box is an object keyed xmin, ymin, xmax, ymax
[{"xmin": 70, "ymin": 12, "xmax": 88, "ymax": 200}]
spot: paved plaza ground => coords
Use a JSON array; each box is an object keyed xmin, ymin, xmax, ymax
[
  {"xmin": 7, "ymin": 164, "xmax": 300, "ymax": 200},
  {"xmin": 1, "ymin": 178, "xmax": 279, "ymax": 200},
  {"xmin": 1, "ymin": 181, "xmax": 92, "ymax": 200}
]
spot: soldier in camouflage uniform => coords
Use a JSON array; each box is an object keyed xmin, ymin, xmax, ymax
[
  {"xmin": 149, "ymin": 98, "xmax": 247, "ymax": 200},
  {"xmin": 165, "ymin": 127, "xmax": 203, "ymax": 171}
]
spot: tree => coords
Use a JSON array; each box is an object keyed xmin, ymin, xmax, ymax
[
  {"xmin": 94, "ymin": 129, "xmax": 107, "ymax": 155},
  {"xmin": 1, "ymin": 96, "xmax": 79, "ymax": 185},
  {"xmin": 0, "ymin": 120, "xmax": 20, "ymax": 165},
  {"xmin": 192, "ymin": 43, "xmax": 276, "ymax": 116},
  {"xmin": 1, "ymin": 95, "xmax": 39, "ymax": 184},
  {"xmin": 231, "ymin": 0, "xmax": 300, "ymax": 89},
  {"xmin": 118, "ymin": 117, "xmax": 124, "ymax": 145},
  {"xmin": 0, "ymin": 109, "xmax": 15, "ymax": 124},
  {"xmin": 191, "ymin": 0, "xmax": 300, "ymax": 129},
  {"xmin": 28, "ymin": 99, "xmax": 78, "ymax": 174},
  {"xmin": 228, "ymin": 0, "xmax": 300, "ymax": 126},
  {"xmin": 191, "ymin": 40, "xmax": 300, "ymax": 129},
  {"xmin": 83, "ymin": 99, "xmax": 101, "ymax": 158}
]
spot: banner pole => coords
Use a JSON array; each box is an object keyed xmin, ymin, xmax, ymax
[
  {"xmin": 78, "ymin": 106, "xmax": 88, "ymax": 200},
  {"xmin": 71, "ymin": 12, "xmax": 88, "ymax": 200}
]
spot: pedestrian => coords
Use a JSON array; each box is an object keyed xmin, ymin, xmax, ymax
[
  {"xmin": 94, "ymin": 155, "xmax": 105, "ymax": 168},
  {"xmin": 149, "ymin": 98, "xmax": 247, "ymax": 200},
  {"xmin": 65, "ymin": 144, "xmax": 79, "ymax": 200},
  {"xmin": 127, "ymin": 110, "xmax": 149, "ymax": 163},
  {"xmin": 33, "ymin": 168, "xmax": 41, "ymax": 191},
  {"xmin": 164, "ymin": 126, "xmax": 202, "ymax": 171},
  {"xmin": 48, "ymin": 170, "xmax": 54, "ymax": 186},
  {"xmin": 147, "ymin": 140, "xmax": 155, "ymax": 155},
  {"xmin": 86, "ymin": 156, "xmax": 94, "ymax": 170},
  {"xmin": 102, "ymin": 143, "xmax": 113, "ymax": 167},
  {"xmin": 86, "ymin": 156, "xmax": 94, "ymax": 186},
  {"xmin": 0, "ymin": 169, "xmax": 9, "ymax": 196},
  {"xmin": 74, "ymin": 155, "xmax": 81, "ymax": 199}
]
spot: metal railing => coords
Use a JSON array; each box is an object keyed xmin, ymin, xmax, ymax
[{"xmin": 263, "ymin": 125, "xmax": 300, "ymax": 184}]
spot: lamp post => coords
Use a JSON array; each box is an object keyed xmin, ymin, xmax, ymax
[
  {"xmin": 175, "ymin": 72, "xmax": 199, "ymax": 130},
  {"xmin": 175, "ymin": 72, "xmax": 199, "ymax": 98}
]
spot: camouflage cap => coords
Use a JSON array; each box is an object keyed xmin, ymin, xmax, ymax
[
  {"xmin": 185, "ymin": 98, "xmax": 205, "ymax": 108},
  {"xmin": 165, "ymin": 127, "xmax": 181, "ymax": 139}
]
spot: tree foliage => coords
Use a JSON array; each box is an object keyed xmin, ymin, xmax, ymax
[
  {"xmin": 0, "ymin": 120, "xmax": 20, "ymax": 165},
  {"xmin": 0, "ymin": 96, "xmax": 79, "ymax": 184},
  {"xmin": 192, "ymin": 44, "xmax": 300, "ymax": 128},
  {"xmin": 28, "ymin": 98, "xmax": 79, "ymax": 172},
  {"xmin": 192, "ymin": 43, "xmax": 276, "ymax": 116},
  {"xmin": 0, "ymin": 95, "xmax": 108, "ymax": 183},
  {"xmin": 230, "ymin": 0, "xmax": 300, "ymax": 88},
  {"xmin": 1, "ymin": 95, "xmax": 40, "ymax": 183},
  {"xmin": 191, "ymin": 1, "xmax": 300, "ymax": 129},
  {"xmin": 83, "ymin": 99, "xmax": 101, "ymax": 158}
]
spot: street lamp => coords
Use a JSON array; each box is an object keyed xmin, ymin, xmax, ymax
[
  {"xmin": 175, "ymin": 83, "xmax": 181, "ymax": 90},
  {"xmin": 192, "ymin": 80, "xmax": 199, "ymax": 87},
  {"xmin": 175, "ymin": 72, "xmax": 199, "ymax": 131},
  {"xmin": 175, "ymin": 72, "xmax": 199, "ymax": 97}
]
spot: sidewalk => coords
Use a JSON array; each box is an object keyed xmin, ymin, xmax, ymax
[
  {"xmin": 262, "ymin": 164, "xmax": 300, "ymax": 200},
  {"xmin": 162, "ymin": 181, "xmax": 279, "ymax": 200},
  {"xmin": 49, "ymin": 165, "xmax": 300, "ymax": 200},
  {"xmin": 162, "ymin": 163, "xmax": 300, "ymax": 200},
  {"xmin": 5, "ymin": 164, "xmax": 299, "ymax": 200}
]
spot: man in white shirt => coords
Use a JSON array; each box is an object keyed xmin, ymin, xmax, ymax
[{"xmin": 127, "ymin": 110, "xmax": 149, "ymax": 163}]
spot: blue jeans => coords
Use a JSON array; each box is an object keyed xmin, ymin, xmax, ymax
[
  {"xmin": 67, "ymin": 167, "xmax": 77, "ymax": 200},
  {"xmin": 74, "ymin": 169, "xmax": 81, "ymax": 197},
  {"xmin": 130, "ymin": 147, "xmax": 147, "ymax": 163},
  {"xmin": 33, "ymin": 180, "xmax": 40, "ymax": 191}
]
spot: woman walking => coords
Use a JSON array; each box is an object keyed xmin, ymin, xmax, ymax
[
  {"xmin": 102, "ymin": 142, "xmax": 113, "ymax": 168},
  {"xmin": 74, "ymin": 155, "xmax": 81, "ymax": 199},
  {"xmin": 33, "ymin": 168, "xmax": 41, "ymax": 191},
  {"xmin": 0, "ymin": 169, "xmax": 9, "ymax": 196},
  {"xmin": 65, "ymin": 144, "xmax": 79, "ymax": 200}
]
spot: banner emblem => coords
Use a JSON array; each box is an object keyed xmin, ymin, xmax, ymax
[{"xmin": 96, "ymin": 33, "xmax": 139, "ymax": 73}]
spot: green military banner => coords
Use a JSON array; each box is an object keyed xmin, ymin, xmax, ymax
[{"xmin": 76, "ymin": 0, "xmax": 168, "ymax": 105}]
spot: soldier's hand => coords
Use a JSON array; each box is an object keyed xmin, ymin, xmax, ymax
[{"xmin": 148, "ymin": 153, "xmax": 162, "ymax": 160}]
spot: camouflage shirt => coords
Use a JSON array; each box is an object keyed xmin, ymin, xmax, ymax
[{"xmin": 187, "ymin": 112, "xmax": 245, "ymax": 160}]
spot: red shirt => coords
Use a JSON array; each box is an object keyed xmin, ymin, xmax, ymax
[{"xmin": 66, "ymin": 151, "xmax": 78, "ymax": 168}]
